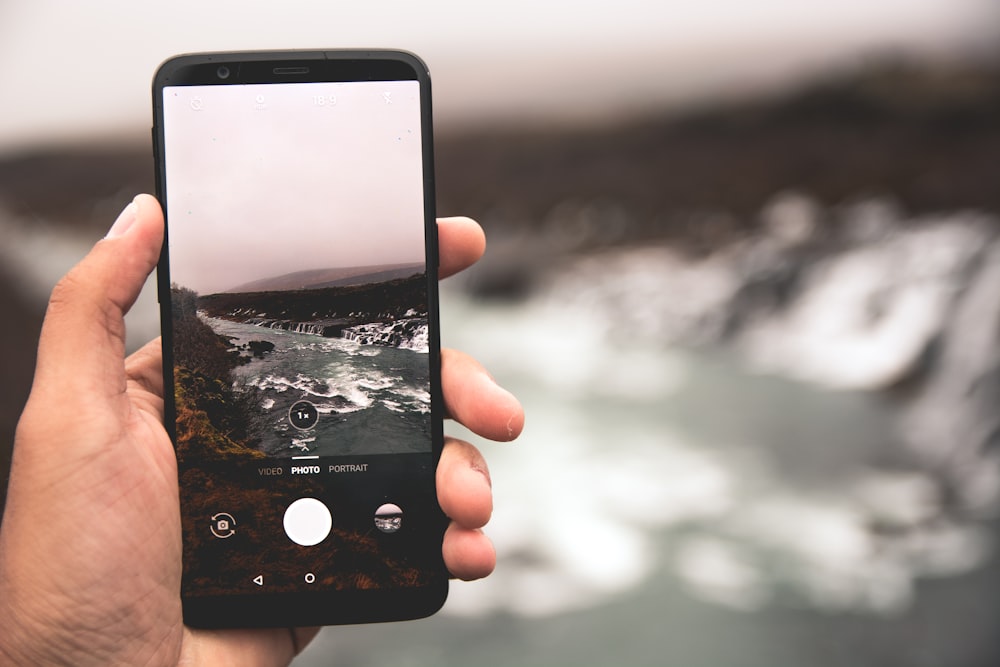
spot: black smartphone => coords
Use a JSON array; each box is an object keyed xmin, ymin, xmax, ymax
[{"xmin": 152, "ymin": 50, "xmax": 447, "ymax": 628}]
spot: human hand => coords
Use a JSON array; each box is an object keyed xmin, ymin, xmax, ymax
[{"xmin": 0, "ymin": 194, "xmax": 523, "ymax": 666}]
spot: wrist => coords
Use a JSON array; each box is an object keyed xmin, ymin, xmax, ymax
[
  {"xmin": 0, "ymin": 597, "xmax": 48, "ymax": 667},
  {"xmin": 0, "ymin": 535, "xmax": 66, "ymax": 665},
  {"xmin": 0, "ymin": 555, "xmax": 112, "ymax": 667},
  {"xmin": 0, "ymin": 550, "xmax": 32, "ymax": 666},
  {"xmin": 0, "ymin": 600, "xmax": 137, "ymax": 667}
]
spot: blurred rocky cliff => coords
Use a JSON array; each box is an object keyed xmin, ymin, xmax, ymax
[{"xmin": 2, "ymin": 59, "xmax": 999, "ymax": 512}]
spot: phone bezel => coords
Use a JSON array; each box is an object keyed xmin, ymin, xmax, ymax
[{"xmin": 152, "ymin": 50, "xmax": 447, "ymax": 628}]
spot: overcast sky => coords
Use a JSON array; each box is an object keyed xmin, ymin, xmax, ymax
[
  {"xmin": 0, "ymin": 0, "xmax": 997, "ymax": 153},
  {"xmin": 164, "ymin": 80, "xmax": 425, "ymax": 294}
]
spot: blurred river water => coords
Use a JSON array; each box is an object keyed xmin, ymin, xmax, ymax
[{"xmin": 293, "ymin": 195, "xmax": 1000, "ymax": 666}]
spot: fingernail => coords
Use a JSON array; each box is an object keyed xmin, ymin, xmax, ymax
[{"xmin": 105, "ymin": 199, "xmax": 138, "ymax": 239}]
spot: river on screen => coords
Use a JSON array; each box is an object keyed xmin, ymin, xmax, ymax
[{"xmin": 204, "ymin": 316, "xmax": 430, "ymax": 458}]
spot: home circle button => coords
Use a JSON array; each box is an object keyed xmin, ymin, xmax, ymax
[{"xmin": 283, "ymin": 498, "xmax": 332, "ymax": 547}]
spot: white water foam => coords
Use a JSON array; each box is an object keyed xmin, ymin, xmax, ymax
[
  {"xmin": 400, "ymin": 323, "xmax": 429, "ymax": 353},
  {"xmin": 382, "ymin": 399, "xmax": 405, "ymax": 413},
  {"xmin": 389, "ymin": 385, "xmax": 431, "ymax": 414},
  {"xmin": 290, "ymin": 436, "xmax": 316, "ymax": 452},
  {"xmin": 342, "ymin": 318, "xmax": 429, "ymax": 353}
]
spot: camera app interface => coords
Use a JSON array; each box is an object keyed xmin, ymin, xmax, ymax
[{"xmin": 162, "ymin": 77, "xmax": 440, "ymax": 597}]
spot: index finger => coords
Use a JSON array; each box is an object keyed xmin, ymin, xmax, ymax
[{"xmin": 438, "ymin": 217, "xmax": 485, "ymax": 279}]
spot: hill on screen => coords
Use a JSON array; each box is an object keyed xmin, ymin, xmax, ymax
[{"xmin": 224, "ymin": 263, "xmax": 424, "ymax": 294}]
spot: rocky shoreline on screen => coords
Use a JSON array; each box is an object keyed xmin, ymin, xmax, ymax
[{"xmin": 198, "ymin": 273, "xmax": 429, "ymax": 349}]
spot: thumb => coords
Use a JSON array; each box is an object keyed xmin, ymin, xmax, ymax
[{"xmin": 32, "ymin": 194, "xmax": 164, "ymax": 400}]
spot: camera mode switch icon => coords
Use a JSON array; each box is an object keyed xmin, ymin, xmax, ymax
[{"xmin": 210, "ymin": 512, "xmax": 237, "ymax": 539}]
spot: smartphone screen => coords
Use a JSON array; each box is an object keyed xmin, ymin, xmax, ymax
[{"xmin": 153, "ymin": 51, "xmax": 446, "ymax": 627}]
